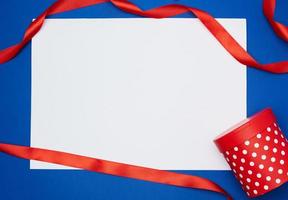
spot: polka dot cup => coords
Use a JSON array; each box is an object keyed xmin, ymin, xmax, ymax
[{"xmin": 214, "ymin": 108, "xmax": 288, "ymax": 198}]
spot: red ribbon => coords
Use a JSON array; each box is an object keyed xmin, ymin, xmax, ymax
[
  {"xmin": 0, "ymin": 0, "xmax": 288, "ymax": 73},
  {"xmin": 0, "ymin": 143, "xmax": 232, "ymax": 200},
  {"xmin": 0, "ymin": 0, "xmax": 288, "ymax": 199},
  {"xmin": 263, "ymin": 0, "xmax": 288, "ymax": 42}
]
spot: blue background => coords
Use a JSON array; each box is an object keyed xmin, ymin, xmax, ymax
[{"xmin": 0, "ymin": 0, "xmax": 288, "ymax": 199}]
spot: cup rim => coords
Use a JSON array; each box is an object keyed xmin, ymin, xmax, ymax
[{"xmin": 214, "ymin": 108, "xmax": 276, "ymax": 153}]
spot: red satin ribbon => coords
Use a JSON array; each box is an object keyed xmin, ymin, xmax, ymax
[
  {"xmin": 0, "ymin": 143, "xmax": 232, "ymax": 200},
  {"xmin": 263, "ymin": 0, "xmax": 288, "ymax": 42},
  {"xmin": 0, "ymin": 0, "xmax": 288, "ymax": 73},
  {"xmin": 0, "ymin": 0, "xmax": 287, "ymax": 199}
]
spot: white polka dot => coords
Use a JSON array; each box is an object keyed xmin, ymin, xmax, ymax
[
  {"xmin": 266, "ymin": 136, "xmax": 271, "ymax": 141},
  {"xmin": 264, "ymin": 145, "xmax": 269, "ymax": 151},
  {"xmin": 247, "ymin": 192, "xmax": 250, "ymax": 196},
  {"xmin": 281, "ymin": 150, "xmax": 285, "ymax": 156},
  {"xmin": 274, "ymin": 130, "xmax": 278, "ymax": 135},
  {"xmin": 257, "ymin": 173, "xmax": 262, "ymax": 178},
  {"xmin": 240, "ymin": 180, "xmax": 243, "ymax": 185},
  {"xmin": 252, "ymin": 152, "xmax": 257, "ymax": 158},
  {"xmin": 259, "ymin": 164, "xmax": 264, "ymax": 169},
  {"xmin": 246, "ymin": 185, "xmax": 250, "ymax": 190},
  {"xmin": 250, "ymin": 162, "xmax": 255, "ymax": 166},
  {"xmin": 276, "ymin": 178, "xmax": 281, "ymax": 184},
  {"xmin": 232, "ymin": 162, "xmax": 236, "ymax": 167},
  {"xmin": 242, "ymin": 149, "xmax": 248, "ymax": 155},
  {"xmin": 240, "ymin": 166, "xmax": 244, "ymax": 171},
  {"xmin": 254, "ymin": 143, "xmax": 260, "ymax": 148},
  {"xmin": 271, "ymin": 157, "xmax": 276, "ymax": 162},
  {"xmin": 280, "ymin": 160, "xmax": 285, "ymax": 165},
  {"xmin": 274, "ymin": 139, "xmax": 279, "ymax": 144},
  {"xmin": 233, "ymin": 169, "xmax": 237, "ymax": 173},
  {"xmin": 261, "ymin": 155, "xmax": 267, "ymax": 160},
  {"xmin": 273, "ymin": 147, "xmax": 278, "ymax": 153},
  {"xmin": 264, "ymin": 185, "xmax": 269, "ymax": 190},
  {"xmin": 247, "ymin": 178, "xmax": 251, "ymax": 183},
  {"xmin": 274, "ymin": 123, "xmax": 277, "ymax": 127},
  {"xmin": 256, "ymin": 133, "xmax": 262, "ymax": 139},
  {"xmin": 239, "ymin": 174, "xmax": 243, "ymax": 178},
  {"xmin": 266, "ymin": 176, "xmax": 271, "ymax": 181},
  {"xmin": 255, "ymin": 182, "xmax": 260, "ymax": 187},
  {"xmin": 281, "ymin": 142, "xmax": 285, "ymax": 147},
  {"xmin": 233, "ymin": 154, "xmax": 237, "ymax": 159},
  {"xmin": 225, "ymin": 151, "xmax": 230, "ymax": 155},
  {"xmin": 268, "ymin": 167, "xmax": 274, "ymax": 172},
  {"xmin": 248, "ymin": 170, "xmax": 253, "ymax": 175},
  {"xmin": 245, "ymin": 140, "xmax": 250, "ymax": 146},
  {"xmin": 278, "ymin": 169, "xmax": 283, "ymax": 174},
  {"xmin": 234, "ymin": 147, "xmax": 239, "ymax": 151},
  {"xmin": 253, "ymin": 190, "xmax": 258, "ymax": 195},
  {"xmin": 226, "ymin": 157, "xmax": 230, "ymax": 162},
  {"xmin": 267, "ymin": 127, "xmax": 271, "ymax": 132},
  {"xmin": 241, "ymin": 158, "xmax": 245, "ymax": 163},
  {"xmin": 281, "ymin": 134, "xmax": 284, "ymax": 138}
]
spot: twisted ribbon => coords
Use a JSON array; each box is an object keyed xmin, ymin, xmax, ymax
[
  {"xmin": 0, "ymin": 0, "xmax": 288, "ymax": 199},
  {"xmin": 263, "ymin": 0, "xmax": 288, "ymax": 42},
  {"xmin": 0, "ymin": 0, "xmax": 287, "ymax": 73}
]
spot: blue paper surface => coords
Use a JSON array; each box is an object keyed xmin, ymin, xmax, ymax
[{"xmin": 0, "ymin": 0, "xmax": 288, "ymax": 199}]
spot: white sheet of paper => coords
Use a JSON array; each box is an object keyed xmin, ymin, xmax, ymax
[{"xmin": 31, "ymin": 18, "xmax": 246, "ymax": 170}]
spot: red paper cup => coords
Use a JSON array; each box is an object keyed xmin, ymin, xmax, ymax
[{"xmin": 214, "ymin": 108, "xmax": 288, "ymax": 198}]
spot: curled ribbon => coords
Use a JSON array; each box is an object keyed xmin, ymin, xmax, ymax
[
  {"xmin": 0, "ymin": 0, "xmax": 288, "ymax": 199},
  {"xmin": 0, "ymin": 0, "xmax": 288, "ymax": 73},
  {"xmin": 263, "ymin": 0, "xmax": 288, "ymax": 42}
]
